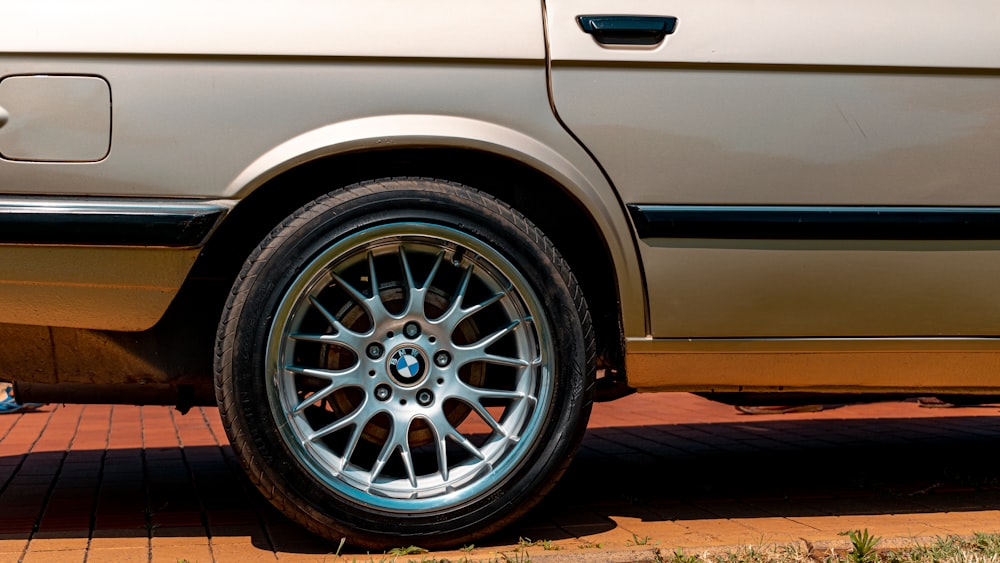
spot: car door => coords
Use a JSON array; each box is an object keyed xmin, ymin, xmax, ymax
[{"xmin": 546, "ymin": 0, "xmax": 1000, "ymax": 338}]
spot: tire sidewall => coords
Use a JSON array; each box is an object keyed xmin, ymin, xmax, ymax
[{"xmin": 220, "ymin": 179, "xmax": 592, "ymax": 546}]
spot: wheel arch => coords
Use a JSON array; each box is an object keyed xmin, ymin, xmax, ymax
[{"xmin": 195, "ymin": 116, "xmax": 643, "ymax": 371}]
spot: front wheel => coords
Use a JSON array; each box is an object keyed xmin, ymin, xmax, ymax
[{"xmin": 215, "ymin": 178, "xmax": 594, "ymax": 548}]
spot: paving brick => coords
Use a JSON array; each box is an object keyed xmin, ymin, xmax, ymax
[
  {"xmin": 604, "ymin": 515, "xmax": 691, "ymax": 545},
  {"xmin": 21, "ymin": 548, "xmax": 86, "ymax": 563},
  {"xmin": 659, "ymin": 520, "xmax": 763, "ymax": 548},
  {"xmin": 88, "ymin": 534, "xmax": 149, "ymax": 550},
  {"xmin": 24, "ymin": 534, "xmax": 89, "ymax": 552},
  {"xmin": 151, "ymin": 543, "xmax": 213, "ymax": 563},
  {"xmin": 83, "ymin": 546, "xmax": 150, "ymax": 562},
  {"xmin": 725, "ymin": 516, "xmax": 822, "ymax": 541},
  {"xmin": 0, "ymin": 535, "xmax": 28, "ymax": 557},
  {"xmin": 151, "ymin": 527, "xmax": 210, "ymax": 548},
  {"xmin": 208, "ymin": 543, "xmax": 277, "ymax": 561},
  {"xmin": 0, "ymin": 397, "xmax": 999, "ymax": 561}
]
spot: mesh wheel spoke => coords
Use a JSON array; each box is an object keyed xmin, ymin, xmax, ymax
[
  {"xmin": 462, "ymin": 398, "xmax": 507, "ymax": 438},
  {"xmin": 290, "ymin": 365, "xmax": 361, "ymax": 414},
  {"xmin": 285, "ymin": 364, "xmax": 359, "ymax": 381},
  {"xmin": 468, "ymin": 387, "xmax": 526, "ymax": 402},
  {"xmin": 447, "ymin": 429, "xmax": 486, "ymax": 461},
  {"xmin": 369, "ymin": 418, "xmax": 417, "ymax": 487},
  {"xmin": 306, "ymin": 295, "xmax": 371, "ymax": 348},
  {"xmin": 306, "ymin": 403, "xmax": 368, "ymax": 443},
  {"xmin": 269, "ymin": 224, "xmax": 554, "ymax": 510}
]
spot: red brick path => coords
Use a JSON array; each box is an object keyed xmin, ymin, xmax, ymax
[{"xmin": 1, "ymin": 394, "xmax": 999, "ymax": 561}]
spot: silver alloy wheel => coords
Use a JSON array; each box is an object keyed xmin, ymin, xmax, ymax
[{"xmin": 265, "ymin": 223, "xmax": 553, "ymax": 512}]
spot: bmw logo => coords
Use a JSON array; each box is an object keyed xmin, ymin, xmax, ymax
[{"xmin": 387, "ymin": 346, "xmax": 427, "ymax": 386}]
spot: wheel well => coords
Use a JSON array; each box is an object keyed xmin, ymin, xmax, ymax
[{"xmin": 190, "ymin": 148, "xmax": 625, "ymax": 370}]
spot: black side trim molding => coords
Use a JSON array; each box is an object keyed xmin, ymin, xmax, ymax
[
  {"xmin": 628, "ymin": 205, "xmax": 1000, "ymax": 240},
  {"xmin": 0, "ymin": 197, "xmax": 228, "ymax": 247}
]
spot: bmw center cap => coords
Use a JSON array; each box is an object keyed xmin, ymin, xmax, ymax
[{"xmin": 388, "ymin": 346, "xmax": 427, "ymax": 386}]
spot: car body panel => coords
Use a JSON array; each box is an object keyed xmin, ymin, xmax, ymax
[
  {"xmin": 638, "ymin": 239, "xmax": 1000, "ymax": 337},
  {"xmin": 0, "ymin": 2, "xmax": 646, "ymax": 336},
  {"xmin": 0, "ymin": 60, "xmax": 644, "ymax": 334},
  {"xmin": 626, "ymin": 337, "xmax": 1000, "ymax": 392},
  {"xmin": 1, "ymin": 0, "xmax": 544, "ymax": 60},
  {"xmin": 0, "ymin": 0, "xmax": 997, "ymax": 392},
  {"xmin": 3, "ymin": 0, "xmax": 1000, "ymax": 546},
  {"xmin": 0, "ymin": 245, "xmax": 200, "ymax": 330},
  {"xmin": 546, "ymin": 0, "xmax": 1000, "ymax": 339},
  {"xmin": 223, "ymin": 111, "xmax": 648, "ymax": 338},
  {"xmin": 546, "ymin": 0, "xmax": 1000, "ymax": 68},
  {"xmin": 0, "ymin": 197, "xmax": 227, "ymax": 330}
]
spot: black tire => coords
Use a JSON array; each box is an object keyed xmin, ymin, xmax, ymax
[{"xmin": 214, "ymin": 178, "xmax": 595, "ymax": 549}]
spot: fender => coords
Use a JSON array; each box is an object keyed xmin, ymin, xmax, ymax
[{"xmin": 225, "ymin": 113, "xmax": 648, "ymax": 337}]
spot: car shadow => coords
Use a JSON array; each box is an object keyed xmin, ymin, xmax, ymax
[
  {"xmin": 1, "ymin": 411, "xmax": 999, "ymax": 556},
  {"xmin": 485, "ymin": 411, "xmax": 1000, "ymax": 547}
]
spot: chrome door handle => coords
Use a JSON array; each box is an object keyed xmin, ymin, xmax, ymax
[
  {"xmin": 577, "ymin": 15, "xmax": 677, "ymax": 46},
  {"xmin": 0, "ymin": 105, "xmax": 8, "ymax": 128}
]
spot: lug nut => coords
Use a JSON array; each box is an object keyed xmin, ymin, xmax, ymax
[
  {"xmin": 403, "ymin": 321, "xmax": 421, "ymax": 339},
  {"xmin": 433, "ymin": 351, "xmax": 451, "ymax": 368},
  {"xmin": 374, "ymin": 384, "xmax": 392, "ymax": 401},
  {"xmin": 366, "ymin": 343, "xmax": 384, "ymax": 360},
  {"xmin": 417, "ymin": 390, "xmax": 434, "ymax": 406}
]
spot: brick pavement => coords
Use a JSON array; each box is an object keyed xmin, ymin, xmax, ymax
[{"xmin": 1, "ymin": 393, "xmax": 999, "ymax": 562}]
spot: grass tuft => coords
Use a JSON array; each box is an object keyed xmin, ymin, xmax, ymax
[
  {"xmin": 386, "ymin": 545, "xmax": 428, "ymax": 556},
  {"xmin": 842, "ymin": 529, "xmax": 882, "ymax": 563}
]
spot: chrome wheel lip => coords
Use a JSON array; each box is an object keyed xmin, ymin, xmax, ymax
[{"xmin": 264, "ymin": 222, "xmax": 554, "ymax": 513}]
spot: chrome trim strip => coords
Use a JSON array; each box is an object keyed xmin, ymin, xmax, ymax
[{"xmin": 0, "ymin": 197, "xmax": 229, "ymax": 247}]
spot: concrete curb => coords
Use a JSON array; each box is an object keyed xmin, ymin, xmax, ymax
[
  {"xmin": 488, "ymin": 534, "xmax": 987, "ymax": 563},
  {"xmin": 528, "ymin": 546, "xmax": 661, "ymax": 562}
]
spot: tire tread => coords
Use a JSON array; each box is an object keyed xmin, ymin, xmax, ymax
[{"xmin": 214, "ymin": 177, "xmax": 596, "ymax": 547}]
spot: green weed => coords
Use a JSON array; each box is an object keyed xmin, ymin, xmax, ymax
[
  {"xmin": 668, "ymin": 549, "xmax": 703, "ymax": 563},
  {"xmin": 517, "ymin": 537, "xmax": 561, "ymax": 551},
  {"xmin": 627, "ymin": 532, "xmax": 653, "ymax": 546},
  {"xmin": 842, "ymin": 529, "xmax": 881, "ymax": 563},
  {"xmin": 577, "ymin": 540, "xmax": 604, "ymax": 549},
  {"xmin": 386, "ymin": 545, "xmax": 429, "ymax": 556}
]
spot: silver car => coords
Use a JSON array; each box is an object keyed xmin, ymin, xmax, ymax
[{"xmin": 3, "ymin": 0, "xmax": 999, "ymax": 549}]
